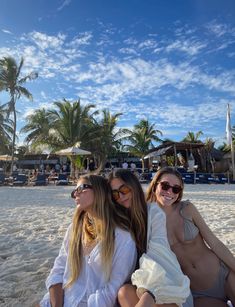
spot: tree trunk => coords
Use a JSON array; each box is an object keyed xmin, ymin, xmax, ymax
[{"xmin": 10, "ymin": 99, "xmax": 16, "ymax": 174}]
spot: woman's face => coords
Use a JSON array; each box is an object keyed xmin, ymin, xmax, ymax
[
  {"xmin": 155, "ymin": 174, "xmax": 182, "ymax": 208},
  {"xmin": 72, "ymin": 180, "xmax": 94, "ymax": 212},
  {"xmin": 110, "ymin": 178, "xmax": 132, "ymax": 209}
]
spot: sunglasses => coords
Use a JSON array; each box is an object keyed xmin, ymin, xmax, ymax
[
  {"xmin": 71, "ymin": 183, "xmax": 93, "ymax": 199},
  {"xmin": 158, "ymin": 181, "xmax": 182, "ymax": 194},
  {"xmin": 112, "ymin": 184, "xmax": 131, "ymax": 201}
]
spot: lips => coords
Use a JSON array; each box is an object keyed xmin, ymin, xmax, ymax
[{"xmin": 119, "ymin": 198, "xmax": 130, "ymax": 208}]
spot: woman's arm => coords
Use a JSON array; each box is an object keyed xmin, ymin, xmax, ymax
[
  {"xmin": 49, "ymin": 283, "xmax": 64, "ymax": 307},
  {"xmin": 190, "ymin": 202, "xmax": 235, "ymax": 272},
  {"xmin": 87, "ymin": 229, "xmax": 137, "ymax": 307},
  {"xmin": 45, "ymin": 225, "xmax": 71, "ymax": 289}
]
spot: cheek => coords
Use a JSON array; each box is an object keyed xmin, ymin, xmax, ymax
[{"xmin": 154, "ymin": 187, "xmax": 161, "ymax": 199}]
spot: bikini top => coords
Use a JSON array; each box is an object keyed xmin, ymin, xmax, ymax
[{"xmin": 179, "ymin": 201, "xmax": 199, "ymax": 241}]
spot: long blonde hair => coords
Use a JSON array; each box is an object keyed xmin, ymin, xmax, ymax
[
  {"xmin": 108, "ymin": 169, "xmax": 147, "ymax": 256},
  {"xmin": 66, "ymin": 174, "xmax": 117, "ymax": 288}
]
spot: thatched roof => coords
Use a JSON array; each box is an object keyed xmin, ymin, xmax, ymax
[{"xmin": 145, "ymin": 141, "xmax": 204, "ymax": 158}]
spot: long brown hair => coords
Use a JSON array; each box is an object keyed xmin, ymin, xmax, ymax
[
  {"xmin": 146, "ymin": 167, "xmax": 184, "ymax": 204},
  {"xmin": 66, "ymin": 174, "xmax": 120, "ymax": 287},
  {"xmin": 108, "ymin": 169, "xmax": 147, "ymax": 256}
]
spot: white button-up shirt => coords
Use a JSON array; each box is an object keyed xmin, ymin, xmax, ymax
[{"xmin": 40, "ymin": 225, "xmax": 137, "ymax": 307}]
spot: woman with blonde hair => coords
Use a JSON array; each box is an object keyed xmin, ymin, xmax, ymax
[
  {"xmin": 146, "ymin": 166, "xmax": 235, "ymax": 307},
  {"xmin": 108, "ymin": 169, "xmax": 191, "ymax": 307},
  {"xmin": 39, "ymin": 174, "xmax": 137, "ymax": 307}
]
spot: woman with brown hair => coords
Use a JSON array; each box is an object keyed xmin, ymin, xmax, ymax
[
  {"xmin": 108, "ymin": 169, "xmax": 191, "ymax": 307},
  {"xmin": 39, "ymin": 174, "xmax": 137, "ymax": 307},
  {"xmin": 146, "ymin": 166, "xmax": 235, "ymax": 307}
]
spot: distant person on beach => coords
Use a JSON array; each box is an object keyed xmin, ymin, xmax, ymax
[
  {"xmin": 39, "ymin": 174, "xmax": 137, "ymax": 307},
  {"xmin": 108, "ymin": 169, "xmax": 191, "ymax": 307},
  {"xmin": 88, "ymin": 159, "xmax": 95, "ymax": 172},
  {"xmin": 130, "ymin": 161, "xmax": 136, "ymax": 172},
  {"xmin": 122, "ymin": 160, "xmax": 128, "ymax": 169},
  {"xmin": 146, "ymin": 167, "xmax": 235, "ymax": 307}
]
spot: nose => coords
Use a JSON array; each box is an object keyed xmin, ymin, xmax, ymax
[{"xmin": 119, "ymin": 191, "xmax": 126, "ymax": 199}]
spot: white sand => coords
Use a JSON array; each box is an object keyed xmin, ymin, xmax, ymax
[{"xmin": 0, "ymin": 184, "xmax": 234, "ymax": 307}]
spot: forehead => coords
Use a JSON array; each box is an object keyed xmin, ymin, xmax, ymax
[
  {"xmin": 76, "ymin": 179, "xmax": 88, "ymax": 187},
  {"xmin": 160, "ymin": 174, "xmax": 181, "ymax": 185},
  {"xmin": 110, "ymin": 177, "xmax": 126, "ymax": 189}
]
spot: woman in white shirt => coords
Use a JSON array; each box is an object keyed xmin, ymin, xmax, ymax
[
  {"xmin": 108, "ymin": 169, "xmax": 191, "ymax": 307},
  {"xmin": 39, "ymin": 174, "xmax": 137, "ymax": 307}
]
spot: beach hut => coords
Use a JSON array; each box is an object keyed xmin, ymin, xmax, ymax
[{"xmin": 144, "ymin": 141, "xmax": 205, "ymax": 171}]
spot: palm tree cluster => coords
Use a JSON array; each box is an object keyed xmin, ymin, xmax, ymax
[
  {"xmin": 1, "ymin": 55, "xmax": 235, "ymax": 173},
  {"xmin": 0, "ymin": 56, "xmax": 163, "ymax": 171},
  {"xmin": 0, "ymin": 56, "xmax": 38, "ymax": 172}
]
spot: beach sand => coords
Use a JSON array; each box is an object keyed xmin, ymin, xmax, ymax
[{"xmin": 0, "ymin": 184, "xmax": 234, "ymax": 307}]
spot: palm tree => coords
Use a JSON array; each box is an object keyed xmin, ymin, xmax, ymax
[
  {"xmin": 0, "ymin": 56, "xmax": 38, "ymax": 172},
  {"xmin": 182, "ymin": 131, "xmax": 203, "ymax": 143},
  {"xmin": 21, "ymin": 108, "xmax": 51, "ymax": 151},
  {"xmin": 88, "ymin": 109, "xmax": 124, "ymax": 169},
  {"xmin": 47, "ymin": 99, "xmax": 97, "ymax": 177},
  {"xmin": 0, "ymin": 104, "xmax": 14, "ymax": 154},
  {"xmin": 47, "ymin": 99, "xmax": 97, "ymax": 149},
  {"xmin": 124, "ymin": 119, "xmax": 162, "ymax": 171}
]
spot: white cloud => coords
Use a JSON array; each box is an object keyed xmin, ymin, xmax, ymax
[
  {"xmin": 68, "ymin": 32, "xmax": 93, "ymax": 47},
  {"xmin": 165, "ymin": 39, "xmax": 207, "ymax": 56},
  {"xmin": 57, "ymin": 0, "xmax": 72, "ymax": 11},
  {"xmin": 1, "ymin": 29, "xmax": 12, "ymax": 34},
  {"xmin": 26, "ymin": 31, "xmax": 66, "ymax": 50}
]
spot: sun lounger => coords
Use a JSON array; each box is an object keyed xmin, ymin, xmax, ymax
[
  {"xmin": 0, "ymin": 173, "xmax": 6, "ymax": 185},
  {"xmin": 31, "ymin": 174, "xmax": 47, "ymax": 186},
  {"xmin": 11, "ymin": 174, "xmax": 28, "ymax": 186},
  {"xmin": 181, "ymin": 172, "xmax": 195, "ymax": 184},
  {"xmin": 56, "ymin": 173, "xmax": 69, "ymax": 185}
]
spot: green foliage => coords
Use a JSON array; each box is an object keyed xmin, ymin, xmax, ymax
[
  {"xmin": 0, "ymin": 56, "xmax": 37, "ymax": 171},
  {"xmin": 182, "ymin": 131, "xmax": 203, "ymax": 143},
  {"xmin": 124, "ymin": 119, "xmax": 162, "ymax": 170}
]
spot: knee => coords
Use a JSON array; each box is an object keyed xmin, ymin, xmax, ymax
[
  {"xmin": 118, "ymin": 284, "xmax": 131, "ymax": 302},
  {"xmin": 118, "ymin": 284, "xmax": 136, "ymax": 305}
]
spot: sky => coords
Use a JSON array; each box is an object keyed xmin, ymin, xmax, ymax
[{"xmin": 0, "ymin": 0, "xmax": 235, "ymax": 148}]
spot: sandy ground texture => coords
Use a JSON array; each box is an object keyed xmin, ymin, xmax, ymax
[{"xmin": 0, "ymin": 184, "xmax": 234, "ymax": 307}]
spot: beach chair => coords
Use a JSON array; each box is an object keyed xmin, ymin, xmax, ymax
[
  {"xmin": 0, "ymin": 173, "xmax": 6, "ymax": 185},
  {"xmin": 181, "ymin": 172, "xmax": 195, "ymax": 184},
  {"xmin": 11, "ymin": 174, "xmax": 28, "ymax": 186},
  {"xmin": 31, "ymin": 174, "xmax": 47, "ymax": 186},
  {"xmin": 56, "ymin": 173, "xmax": 69, "ymax": 185},
  {"xmin": 216, "ymin": 173, "xmax": 228, "ymax": 184}
]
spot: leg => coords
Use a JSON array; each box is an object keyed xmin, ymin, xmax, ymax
[
  {"xmin": 118, "ymin": 284, "xmax": 139, "ymax": 307},
  {"xmin": 225, "ymin": 271, "xmax": 235, "ymax": 305},
  {"xmin": 194, "ymin": 297, "xmax": 228, "ymax": 307},
  {"xmin": 135, "ymin": 291, "xmax": 177, "ymax": 307}
]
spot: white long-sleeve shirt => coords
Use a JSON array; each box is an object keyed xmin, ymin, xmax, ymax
[
  {"xmin": 40, "ymin": 225, "xmax": 137, "ymax": 307},
  {"xmin": 132, "ymin": 203, "xmax": 190, "ymax": 307}
]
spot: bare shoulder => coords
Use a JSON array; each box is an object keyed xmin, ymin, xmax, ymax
[{"xmin": 180, "ymin": 199, "xmax": 198, "ymax": 214}]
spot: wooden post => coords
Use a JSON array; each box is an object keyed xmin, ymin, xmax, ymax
[
  {"xmin": 174, "ymin": 144, "xmax": 177, "ymax": 167},
  {"xmin": 231, "ymin": 142, "xmax": 235, "ymax": 181}
]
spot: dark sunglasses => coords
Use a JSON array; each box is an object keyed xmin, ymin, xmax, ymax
[
  {"xmin": 71, "ymin": 183, "xmax": 93, "ymax": 199},
  {"xmin": 112, "ymin": 184, "xmax": 131, "ymax": 201},
  {"xmin": 158, "ymin": 181, "xmax": 182, "ymax": 194}
]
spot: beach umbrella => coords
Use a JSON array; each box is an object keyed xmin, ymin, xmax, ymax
[
  {"xmin": 0, "ymin": 155, "xmax": 18, "ymax": 161},
  {"xmin": 55, "ymin": 145, "xmax": 91, "ymax": 179},
  {"xmin": 56, "ymin": 146, "xmax": 91, "ymax": 156}
]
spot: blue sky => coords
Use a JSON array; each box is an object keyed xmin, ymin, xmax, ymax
[{"xmin": 0, "ymin": 0, "xmax": 235, "ymax": 147}]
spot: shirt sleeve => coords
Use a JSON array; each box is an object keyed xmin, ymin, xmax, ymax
[
  {"xmin": 87, "ymin": 229, "xmax": 137, "ymax": 307},
  {"xmin": 131, "ymin": 203, "xmax": 190, "ymax": 306},
  {"xmin": 45, "ymin": 224, "xmax": 71, "ymax": 290},
  {"xmin": 147, "ymin": 204, "xmax": 170, "ymax": 254}
]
